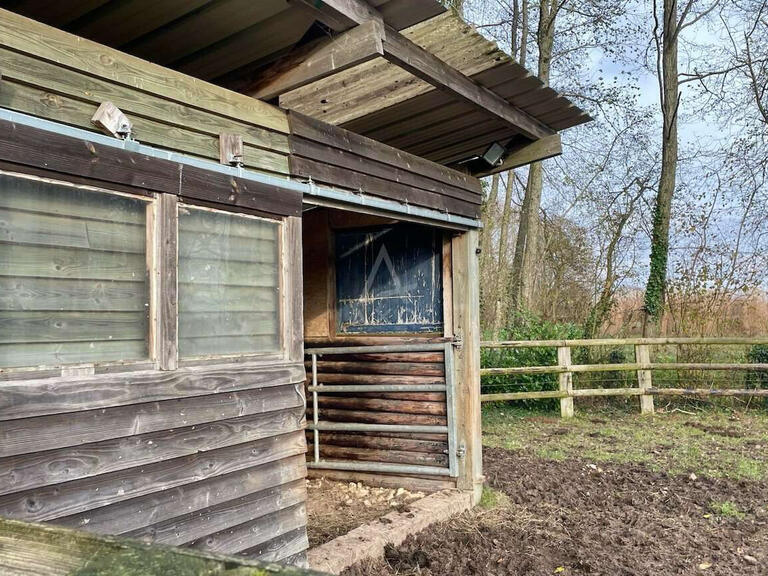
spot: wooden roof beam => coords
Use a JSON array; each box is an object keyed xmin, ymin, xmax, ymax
[
  {"xmin": 290, "ymin": 0, "xmax": 555, "ymax": 140},
  {"xmin": 474, "ymin": 134, "xmax": 562, "ymax": 177},
  {"xmin": 251, "ymin": 20, "xmax": 385, "ymax": 100}
]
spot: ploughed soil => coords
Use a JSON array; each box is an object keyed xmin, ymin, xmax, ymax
[
  {"xmin": 306, "ymin": 478, "xmax": 425, "ymax": 548},
  {"xmin": 343, "ymin": 446, "xmax": 768, "ymax": 576}
]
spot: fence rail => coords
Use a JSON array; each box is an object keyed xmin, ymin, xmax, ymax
[{"xmin": 480, "ymin": 337, "xmax": 768, "ymax": 417}]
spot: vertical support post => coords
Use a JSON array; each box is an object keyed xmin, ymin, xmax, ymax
[
  {"xmin": 312, "ymin": 353, "xmax": 320, "ymax": 463},
  {"xmin": 452, "ymin": 230, "xmax": 483, "ymax": 503},
  {"xmin": 635, "ymin": 344, "xmax": 654, "ymax": 415},
  {"xmin": 558, "ymin": 346, "xmax": 574, "ymax": 418},
  {"xmin": 154, "ymin": 194, "xmax": 178, "ymax": 371},
  {"xmin": 444, "ymin": 341, "xmax": 458, "ymax": 477},
  {"xmin": 283, "ymin": 216, "xmax": 304, "ymax": 362}
]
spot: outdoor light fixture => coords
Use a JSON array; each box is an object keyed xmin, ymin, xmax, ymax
[{"xmin": 482, "ymin": 141, "xmax": 506, "ymax": 167}]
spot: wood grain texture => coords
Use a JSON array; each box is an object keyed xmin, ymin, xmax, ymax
[
  {"xmin": 0, "ymin": 379, "xmax": 305, "ymax": 457},
  {"xmin": 0, "ymin": 361, "xmax": 304, "ymax": 421},
  {"xmin": 0, "ymin": 8, "xmax": 288, "ymax": 134},
  {"xmin": 0, "ymin": 120, "xmax": 302, "ymax": 217}
]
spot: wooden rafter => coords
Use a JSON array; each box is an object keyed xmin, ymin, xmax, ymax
[
  {"xmin": 289, "ymin": 0, "xmax": 554, "ymax": 140},
  {"xmin": 474, "ymin": 134, "xmax": 562, "ymax": 177},
  {"xmin": 251, "ymin": 20, "xmax": 385, "ymax": 100}
]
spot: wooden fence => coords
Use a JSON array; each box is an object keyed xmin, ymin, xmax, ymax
[{"xmin": 480, "ymin": 337, "xmax": 768, "ymax": 417}]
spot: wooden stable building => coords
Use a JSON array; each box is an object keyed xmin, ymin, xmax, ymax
[{"xmin": 0, "ymin": 0, "xmax": 588, "ymax": 567}]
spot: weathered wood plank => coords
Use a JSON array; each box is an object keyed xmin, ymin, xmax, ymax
[
  {"xmin": 284, "ymin": 216, "xmax": 304, "ymax": 362},
  {"xmin": 178, "ymin": 335, "xmax": 280, "ymax": 358},
  {"xmin": 290, "ymin": 135, "xmax": 481, "ymax": 205},
  {"xmin": 189, "ymin": 503, "xmax": 307, "ymax": 555},
  {"xmin": 316, "ymin": 396, "xmax": 446, "ymax": 416},
  {"xmin": 0, "ymin": 515, "xmax": 323, "ymax": 576},
  {"xmin": 309, "ymin": 361, "xmax": 445, "ymax": 376},
  {"xmin": 318, "ymin": 445, "xmax": 448, "ymax": 467},
  {"xmin": 0, "ymin": 408, "xmax": 305, "ymax": 497},
  {"xmin": 56, "ymin": 454, "xmax": 307, "ymax": 536},
  {"xmin": 178, "ymin": 285, "xmax": 278, "ymax": 313},
  {"xmin": 288, "ymin": 111, "xmax": 481, "ymax": 195},
  {"xmin": 0, "ymin": 382, "xmax": 305, "ymax": 457},
  {"xmin": 0, "ymin": 243, "xmax": 148, "ymax": 281},
  {"xmin": 129, "ymin": 479, "xmax": 306, "ymax": 548},
  {"xmin": 0, "ymin": 361, "xmax": 304, "ymax": 421},
  {"xmin": 178, "ymin": 259, "xmax": 278, "ymax": 286},
  {"xmin": 0, "ymin": 120, "xmax": 301, "ymax": 218},
  {"xmin": 310, "ymin": 431, "xmax": 448, "ymax": 454},
  {"xmin": 240, "ymin": 526, "xmax": 309, "ymax": 562},
  {"xmin": 0, "ymin": 9, "xmax": 289, "ymax": 134},
  {"xmin": 0, "ymin": 431, "xmax": 306, "ymax": 523},
  {"xmin": 308, "ymin": 407, "xmax": 446, "ymax": 426},
  {"xmin": 253, "ymin": 21, "xmax": 385, "ymax": 100},
  {"xmin": 0, "ymin": 78, "xmax": 290, "ymax": 177},
  {"xmin": 179, "ymin": 312, "xmax": 278, "ymax": 338},
  {"xmin": 0, "ymin": 311, "xmax": 147, "ymax": 344},
  {"xmin": 315, "ymin": 373, "xmax": 444, "ymax": 385},
  {"xmin": 0, "ymin": 341, "xmax": 147, "ymax": 370},
  {"xmin": 0, "ymin": 277, "xmax": 147, "ymax": 312}
]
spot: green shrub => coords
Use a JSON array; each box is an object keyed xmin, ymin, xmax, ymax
[
  {"xmin": 481, "ymin": 310, "xmax": 581, "ymax": 407},
  {"xmin": 746, "ymin": 344, "xmax": 768, "ymax": 393}
]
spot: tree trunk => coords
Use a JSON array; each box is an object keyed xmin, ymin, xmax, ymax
[
  {"xmin": 479, "ymin": 174, "xmax": 500, "ymax": 331},
  {"xmin": 493, "ymin": 173, "xmax": 515, "ymax": 335},
  {"xmin": 509, "ymin": 0, "xmax": 556, "ymax": 312},
  {"xmin": 643, "ymin": 0, "xmax": 679, "ymax": 332}
]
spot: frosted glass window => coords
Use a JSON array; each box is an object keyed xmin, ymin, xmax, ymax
[
  {"xmin": 0, "ymin": 173, "xmax": 150, "ymax": 368},
  {"xmin": 178, "ymin": 205, "xmax": 280, "ymax": 358}
]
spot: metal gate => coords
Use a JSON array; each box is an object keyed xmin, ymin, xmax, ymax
[{"xmin": 305, "ymin": 341, "xmax": 459, "ymax": 477}]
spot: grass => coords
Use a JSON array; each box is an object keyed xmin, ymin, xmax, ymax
[
  {"xmin": 478, "ymin": 486, "xmax": 509, "ymax": 510},
  {"xmin": 482, "ymin": 404, "xmax": 768, "ymax": 481},
  {"xmin": 709, "ymin": 500, "xmax": 745, "ymax": 519}
]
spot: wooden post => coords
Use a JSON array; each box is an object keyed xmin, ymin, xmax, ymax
[
  {"xmin": 452, "ymin": 230, "xmax": 483, "ymax": 504},
  {"xmin": 557, "ymin": 346, "xmax": 574, "ymax": 418},
  {"xmin": 153, "ymin": 194, "xmax": 178, "ymax": 371},
  {"xmin": 635, "ymin": 344, "xmax": 654, "ymax": 415}
]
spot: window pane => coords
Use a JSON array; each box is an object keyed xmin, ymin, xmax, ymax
[
  {"xmin": 0, "ymin": 173, "xmax": 150, "ymax": 368},
  {"xmin": 178, "ymin": 205, "xmax": 280, "ymax": 358},
  {"xmin": 336, "ymin": 224, "xmax": 443, "ymax": 334}
]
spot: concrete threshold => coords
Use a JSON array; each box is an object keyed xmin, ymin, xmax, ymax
[{"xmin": 307, "ymin": 489, "xmax": 473, "ymax": 574}]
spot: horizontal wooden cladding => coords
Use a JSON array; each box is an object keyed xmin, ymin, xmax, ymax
[
  {"xmin": 0, "ymin": 408, "xmax": 305, "ymax": 497},
  {"xmin": 0, "ymin": 8, "xmax": 292, "ymax": 179},
  {"xmin": 0, "ymin": 361, "xmax": 305, "ymax": 421},
  {"xmin": 0, "ymin": 430, "xmax": 305, "ymax": 523},
  {"xmin": 0, "ymin": 379, "xmax": 305, "ymax": 458},
  {"xmin": 0, "ymin": 119, "xmax": 301, "ymax": 217},
  {"xmin": 307, "ymin": 345, "xmax": 450, "ymax": 472},
  {"xmin": 288, "ymin": 111, "xmax": 481, "ymax": 220}
]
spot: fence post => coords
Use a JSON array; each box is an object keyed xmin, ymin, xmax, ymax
[
  {"xmin": 557, "ymin": 346, "xmax": 574, "ymax": 418},
  {"xmin": 635, "ymin": 344, "xmax": 654, "ymax": 415}
]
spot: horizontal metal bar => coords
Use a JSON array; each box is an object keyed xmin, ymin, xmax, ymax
[
  {"xmin": 304, "ymin": 180, "xmax": 481, "ymax": 230},
  {"xmin": 307, "ymin": 460, "xmax": 450, "ymax": 476},
  {"xmin": 481, "ymin": 337, "xmax": 768, "ymax": 348},
  {"xmin": 481, "ymin": 362, "xmax": 768, "ymax": 376},
  {"xmin": 308, "ymin": 422, "xmax": 448, "ymax": 434},
  {"xmin": 305, "ymin": 342, "xmax": 449, "ymax": 355},
  {"xmin": 307, "ymin": 384, "xmax": 446, "ymax": 393}
]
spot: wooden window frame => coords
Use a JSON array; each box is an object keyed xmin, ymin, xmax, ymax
[
  {"xmin": 173, "ymin": 200, "xmax": 289, "ymax": 368},
  {"xmin": 0, "ymin": 169, "xmax": 157, "ymax": 379}
]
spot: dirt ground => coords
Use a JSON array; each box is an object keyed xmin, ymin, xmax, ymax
[
  {"xmin": 343, "ymin": 409, "xmax": 768, "ymax": 576},
  {"xmin": 306, "ymin": 477, "xmax": 424, "ymax": 548}
]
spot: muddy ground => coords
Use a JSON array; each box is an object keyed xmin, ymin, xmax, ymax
[
  {"xmin": 343, "ymin": 445, "xmax": 768, "ymax": 576},
  {"xmin": 306, "ymin": 478, "xmax": 424, "ymax": 548}
]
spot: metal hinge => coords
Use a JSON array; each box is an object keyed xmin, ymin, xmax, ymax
[{"xmin": 456, "ymin": 442, "xmax": 466, "ymax": 459}]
